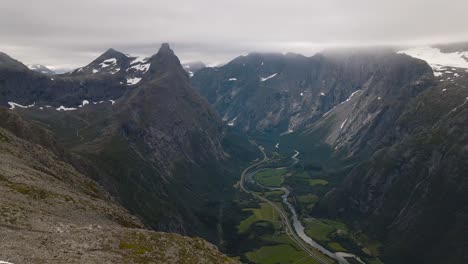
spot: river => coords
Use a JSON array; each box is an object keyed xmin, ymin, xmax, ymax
[{"xmin": 251, "ymin": 150, "xmax": 365, "ymax": 264}]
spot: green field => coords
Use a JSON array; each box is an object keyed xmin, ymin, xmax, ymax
[
  {"xmin": 304, "ymin": 218, "xmax": 348, "ymax": 242},
  {"xmin": 238, "ymin": 203, "xmax": 281, "ymax": 233},
  {"xmin": 254, "ymin": 168, "xmax": 287, "ymax": 187},
  {"xmin": 309, "ymin": 179, "xmax": 329, "ymax": 186},
  {"xmin": 246, "ymin": 244, "xmax": 321, "ymax": 264},
  {"xmin": 296, "ymin": 194, "xmax": 319, "ymax": 204},
  {"xmin": 328, "ymin": 242, "xmax": 347, "ymax": 252}
]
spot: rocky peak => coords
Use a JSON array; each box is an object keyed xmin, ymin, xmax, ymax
[{"xmin": 145, "ymin": 43, "xmax": 187, "ymax": 82}]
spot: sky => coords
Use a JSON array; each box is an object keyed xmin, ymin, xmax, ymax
[{"xmin": 1, "ymin": 0, "xmax": 468, "ymax": 71}]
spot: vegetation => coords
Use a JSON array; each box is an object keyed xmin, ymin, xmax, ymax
[
  {"xmin": 304, "ymin": 218, "xmax": 348, "ymax": 243},
  {"xmin": 254, "ymin": 168, "xmax": 287, "ymax": 187},
  {"xmin": 238, "ymin": 203, "xmax": 280, "ymax": 233},
  {"xmin": 296, "ymin": 194, "xmax": 319, "ymax": 204},
  {"xmin": 246, "ymin": 244, "xmax": 321, "ymax": 264},
  {"xmin": 308, "ymin": 179, "xmax": 329, "ymax": 186}
]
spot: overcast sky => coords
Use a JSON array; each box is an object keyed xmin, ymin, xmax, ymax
[{"xmin": 1, "ymin": 0, "xmax": 468, "ymax": 71}]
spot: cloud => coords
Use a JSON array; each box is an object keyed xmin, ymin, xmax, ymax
[{"xmin": 1, "ymin": 0, "xmax": 467, "ymax": 70}]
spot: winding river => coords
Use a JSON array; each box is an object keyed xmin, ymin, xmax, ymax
[{"xmin": 250, "ymin": 149, "xmax": 365, "ymax": 264}]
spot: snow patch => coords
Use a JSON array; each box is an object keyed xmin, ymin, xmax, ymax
[
  {"xmin": 275, "ymin": 143, "xmax": 279, "ymax": 149},
  {"xmin": 340, "ymin": 90, "xmax": 361, "ymax": 104},
  {"xmin": 398, "ymin": 47, "xmax": 468, "ymax": 76},
  {"xmin": 320, "ymin": 92, "xmax": 325, "ymax": 96},
  {"xmin": 109, "ymin": 100, "xmax": 115, "ymax": 105},
  {"xmin": 128, "ymin": 60, "xmax": 150, "ymax": 74},
  {"xmin": 228, "ymin": 78, "xmax": 237, "ymax": 81},
  {"xmin": 8, "ymin": 102, "xmax": 35, "ymax": 110},
  {"xmin": 300, "ymin": 92, "xmax": 304, "ymax": 96},
  {"xmin": 340, "ymin": 118, "xmax": 348, "ymax": 130},
  {"xmin": 227, "ymin": 115, "xmax": 239, "ymax": 127},
  {"xmin": 260, "ymin": 73, "xmax": 278, "ymax": 82},
  {"xmin": 79, "ymin": 100, "xmax": 90, "ymax": 107},
  {"xmin": 56, "ymin": 106, "xmax": 77, "ymax": 111},
  {"xmin": 280, "ymin": 129, "xmax": 294, "ymax": 136},
  {"xmin": 127, "ymin": 77, "xmax": 142, "ymax": 85},
  {"xmin": 99, "ymin": 58, "xmax": 117, "ymax": 68}
]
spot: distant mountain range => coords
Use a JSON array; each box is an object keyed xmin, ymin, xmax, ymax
[
  {"xmin": 27, "ymin": 64, "xmax": 56, "ymax": 75},
  {"xmin": 0, "ymin": 42, "xmax": 466, "ymax": 264}
]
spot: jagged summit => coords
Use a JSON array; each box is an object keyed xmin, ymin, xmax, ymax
[
  {"xmin": 159, "ymin": 43, "xmax": 172, "ymax": 53},
  {"xmin": 144, "ymin": 43, "xmax": 186, "ymax": 81}
]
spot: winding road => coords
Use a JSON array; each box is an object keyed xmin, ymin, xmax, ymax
[
  {"xmin": 240, "ymin": 146, "xmax": 364, "ymax": 264},
  {"xmin": 239, "ymin": 146, "xmax": 333, "ymax": 264}
]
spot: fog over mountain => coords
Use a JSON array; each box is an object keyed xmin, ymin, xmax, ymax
[{"xmin": 1, "ymin": 0, "xmax": 468, "ymax": 70}]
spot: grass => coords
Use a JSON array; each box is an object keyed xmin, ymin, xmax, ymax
[
  {"xmin": 296, "ymin": 194, "xmax": 319, "ymax": 204},
  {"xmin": 294, "ymin": 171, "xmax": 310, "ymax": 179},
  {"xmin": 328, "ymin": 242, "xmax": 347, "ymax": 252},
  {"xmin": 254, "ymin": 168, "xmax": 287, "ymax": 187},
  {"xmin": 308, "ymin": 179, "xmax": 329, "ymax": 186},
  {"xmin": 238, "ymin": 203, "xmax": 280, "ymax": 233},
  {"xmin": 304, "ymin": 218, "xmax": 348, "ymax": 243},
  {"xmin": 245, "ymin": 244, "xmax": 322, "ymax": 264}
]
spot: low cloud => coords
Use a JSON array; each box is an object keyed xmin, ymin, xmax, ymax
[{"xmin": 1, "ymin": 0, "xmax": 467, "ymax": 70}]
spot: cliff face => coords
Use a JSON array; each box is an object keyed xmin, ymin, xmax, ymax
[
  {"xmin": 193, "ymin": 48, "xmax": 468, "ymax": 264},
  {"xmin": 303, "ymin": 54, "xmax": 468, "ymax": 264},
  {"xmin": 191, "ymin": 50, "xmax": 428, "ymax": 137}
]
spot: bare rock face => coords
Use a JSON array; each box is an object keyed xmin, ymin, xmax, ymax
[
  {"xmin": 0, "ymin": 111, "xmax": 239, "ymax": 264},
  {"xmin": 191, "ymin": 50, "xmax": 427, "ymax": 136}
]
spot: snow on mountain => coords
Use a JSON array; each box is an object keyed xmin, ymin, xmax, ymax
[
  {"xmin": 8, "ymin": 102, "xmax": 35, "ymax": 110},
  {"xmin": 27, "ymin": 64, "xmax": 55, "ymax": 75},
  {"xmin": 127, "ymin": 56, "xmax": 150, "ymax": 74},
  {"xmin": 99, "ymin": 58, "xmax": 117, "ymax": 68},
  {"xmin": 260, "ymin": 73, "xmax": 278, "ymax": 82},
  {"xmin": 127, "ymin": 77, "xmax": 142, "ymax": 85},
  {"xmin": 398, "ymin": 46, "xmax": 468, "ymax": 76}
]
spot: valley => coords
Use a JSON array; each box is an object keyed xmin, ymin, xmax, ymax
[
  {"xmin": 0, "ymin": 40, "xmax": 466, "ymax": 264},
  {"xmin": 231, "ymin": 143, "xmax": 382, "ymax": 264}
]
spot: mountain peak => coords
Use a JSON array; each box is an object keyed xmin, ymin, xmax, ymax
[
  {"xmin": 158, "ymin": 43, "xmax": 172, "ymax": 54},
  {"xmin": 143, "ymin": 43, "xmax": 186, "ymax": 81}
]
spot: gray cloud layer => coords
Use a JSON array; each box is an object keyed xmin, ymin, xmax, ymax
[{"xmin": 1, "ymin": 0, "xmax": 468, "ymax": 70}]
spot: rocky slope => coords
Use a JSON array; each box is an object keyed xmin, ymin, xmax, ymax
[
  {"xmin": 0, "ymin": 109, "xmax": 239, "ymax": 264},
  {"xmin": 0, "ymin": 44, "xmax": 258, "ymax": 245}
]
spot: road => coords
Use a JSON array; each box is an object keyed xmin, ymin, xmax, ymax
[{"xmin": 239, "ymin": 146, "xmax": 333, "ymax": 264}]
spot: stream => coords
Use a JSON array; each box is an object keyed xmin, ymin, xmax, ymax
[{"xmin": 251, "ymin": 149, "xmax": 365, "ymax": 264}]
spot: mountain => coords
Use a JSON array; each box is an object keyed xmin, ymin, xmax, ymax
[
  {"xmin": 192, "ymin": 46, "xmax": 468, "ymax": 264},
  {"xmin": 27, "ymin": 64, "xmax": 56, "ymax": 75},
  {"xmin": 183, "ymin": 61, "xmax": 206, "ymax": 77},
  {"xmin": 306, "ymin": 46, "xmax": 468, "ymax": 264},
  {"xmin": 0, "ymin": 108, "xmax": 239, "ymax": 264},
  {"xmin": 191, "ymin": 49, "xmax": 427, "ymax": 138},
  {"xmin": 0, "ymin": 43, "xmax": 258, "ymax": 246}
]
